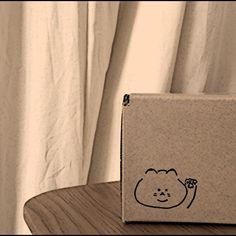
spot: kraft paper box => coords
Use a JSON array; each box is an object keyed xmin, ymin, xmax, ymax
[{"xmin": 121, "ymin": 93, "xmax": 236, "ymax": 224}]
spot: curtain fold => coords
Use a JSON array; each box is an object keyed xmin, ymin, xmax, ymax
[
  {"xmin": 171, "ymin": 1, "xmax": 229, "ymax": 93},
  {"xmin": 0, "ymin": 3, "xmax": 25, "ymax": 232},
  {"xmin": 82, "ymin": 1, "xmax": 119, "ymax": 184},
  {"xmin": 0, "ymin": 1, "xmax": 236, "ymax": 234}
]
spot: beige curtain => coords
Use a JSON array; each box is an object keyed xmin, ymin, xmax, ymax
[{"xmin": 0, "ymin": 1, "xmax": 235, "ymax": 234}]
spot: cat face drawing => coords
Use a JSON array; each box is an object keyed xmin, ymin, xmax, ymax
[{"xmin": 134, "ymin": 168, "xmax": 198, "ymax": 209}]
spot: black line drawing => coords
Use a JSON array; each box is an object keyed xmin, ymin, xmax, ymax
[{"xmin": 134, "ymin": 168, "xmax": 198, "ymax": 209}]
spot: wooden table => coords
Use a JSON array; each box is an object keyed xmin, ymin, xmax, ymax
[{"xmin": 24, "ymin": 181, "xmax": 236, "ymax": 235}]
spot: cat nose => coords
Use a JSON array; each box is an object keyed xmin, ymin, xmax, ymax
[{"xmin": 160, "ymin": 192, "xmax": 165, "ymax": 196}]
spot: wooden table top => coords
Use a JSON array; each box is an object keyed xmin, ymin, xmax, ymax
[{"xmin": 24, "ymin": 181, "xmax": 236, "ymax": 235}]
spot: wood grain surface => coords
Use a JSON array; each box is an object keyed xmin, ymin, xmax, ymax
[{"xmin": 23, "ymin": 181, "xmax": 236, "ymax": 235}]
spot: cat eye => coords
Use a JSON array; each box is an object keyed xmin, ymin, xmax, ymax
[
  {"xmin": 165, "ymin": 189, "xmax": 168, "ymax": 192},
  {"xmin": 158, "ymin": 188, "xmax": 161, "ymax": 191}
]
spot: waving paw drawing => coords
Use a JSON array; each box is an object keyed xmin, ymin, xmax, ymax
[{"xmin": 134, "ymin": 168, "xmax": 198, "ymax": 209}]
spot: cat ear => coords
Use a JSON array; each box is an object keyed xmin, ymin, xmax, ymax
[
  {"xmin": 145, "ymin": 168, "xmax": 157, "ymax": 175},
  {"xmin": 167, "ymin": 168, "xmax": 178, "ymax": 176}
]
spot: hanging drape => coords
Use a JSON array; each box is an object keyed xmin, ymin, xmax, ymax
[{"xmin": 0, "ymin": 1, "xmax": 236, "ymax": 234}]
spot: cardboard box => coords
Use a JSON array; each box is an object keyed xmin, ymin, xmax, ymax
[{"xmin": 121, "ymin": 93, "xmax": 236, "ymax": 224}]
